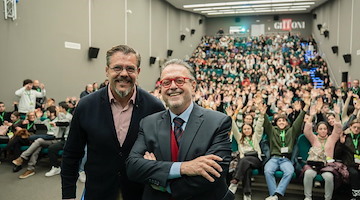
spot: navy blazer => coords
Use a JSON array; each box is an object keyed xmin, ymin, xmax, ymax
[
  {"xmin": 127, "ymin": 104, "xmax": 234, "ymax": 200},
  {"xmin": 61, "ymin": 86, "xmax": 165, "ymax": 200}
]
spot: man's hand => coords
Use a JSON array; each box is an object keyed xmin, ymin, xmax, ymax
[
  {"xmin": 180, "ymin": 155, "xmax": 223, "ymax": 182},
  {"xmin": 143, "ymin": 151, "xmax": 156, "ymax": 160}
]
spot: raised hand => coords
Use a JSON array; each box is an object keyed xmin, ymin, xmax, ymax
[
  {"xmin": 304, "ymin": 97, "xmax": 311, "ymax": 106},
  {"xmin": 236, "ymin": 98, "xmax": 243, "ymax": 110},
  {"xmin": 333, "ymin": 104, "xmax": 340, "ymax": 114},
  {"xmin": 259, "ymin": 103, "xmax": 267, "ymax": 115},
  {"xmin": 225, "ymin": 106, "xmax": 234, "ymax": 117},
  {"xmin": 315, "ymin": 98, "xmax": 323, "ymax": 112},
  {"xmin": 309, "ymin": 106, "xmax": 317, "ymax": 116},
  {"xmin": 355, "ymin": 99, "xmax": 360, "ymax": 110}
]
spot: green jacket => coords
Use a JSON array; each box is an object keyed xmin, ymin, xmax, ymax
[{"xmin": 263, "ymin": 110, "xmax": 305, "ymax": 156}]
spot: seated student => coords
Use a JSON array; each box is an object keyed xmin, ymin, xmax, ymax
[
  {"xmin": 12, "ymin": 102, "xmax": 72, "ymax": 179},
  {"xmin": 18, "ymin": 111, "xmax": 41, "ymax": 135},
  {"xmin": 44, "ymin": 101, "xmax": 73, "ymax": 177},
  {"xmin": 263, "ymin": 99, "xmax": 310, "ymax": 200},
  {"xmin": 1, "ymin": 111, "xmax": 34, "ymax": 172},
  {"xmin": 28, "ymin": 106, "xmax": 59, "ymax": 141},
  {"xmin": 0, "ymin": 102, "xmax": 11, "ymax": 126},
  {"xmin": 0, "ymin": 111, "xmax": 25, "ymax": 158},
  {"xmin": 228, "ymin": 103, "xmax": 266, "ymax": 200},
  {"xmin": 303, "ymin": 106, "xmax": 342, "ymax": 200},
  {"xmin": 338, "ymin": 119, "xmax": 360, "ymax": 200}
]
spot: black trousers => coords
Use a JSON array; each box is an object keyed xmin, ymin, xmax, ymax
[
  {"xmin": 348, "ymin": 167, "xmax": 360, "ymax": 189},
  {"xmin": 4, "ymin": 136, "xmax": 30, "ymax": 160},
  {"xmin": 232, "ymin": 155, "xmax": 261, "ymax": 194},
  {"xmin": 48, "ymin": 141, "xmax": 65, "ymax": 167}
]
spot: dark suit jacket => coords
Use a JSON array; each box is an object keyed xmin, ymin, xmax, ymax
[
  {"xmin": 61, "ymin": 86, "xmax": 165, "ymax": 200},
  {"xmin": 126, "ymin": 104, "xmax": 234, "ymax": 200}
]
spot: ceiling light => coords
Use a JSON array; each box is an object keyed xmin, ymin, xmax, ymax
[
  {"xmin": 184, "ymin": 0, "xmax": 315, "ymax": 8},
  {"xmin": 291, "ymin": 5, "xmax": 311, "ymax": 8},
  {"xmin": 193, "ymin": 6, "xmax": 231, "ymax": 11},
  {"xmin": 201, "ymin": 10, "xmax": 218, "ymax": 13},
  {"xmin": 289, "ymin": 8, "xmax": 307, "ymax": 11}
]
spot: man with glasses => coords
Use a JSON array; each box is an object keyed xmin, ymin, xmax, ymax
[
  {"xmin": 61, "ymin": 45, "xmax": 165, "ymax": 200},
  {"xmin": 127, "ymin": 59, "xmax": 234, "ymax": 200}
]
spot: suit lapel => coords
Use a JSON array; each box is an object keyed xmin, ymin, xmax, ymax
[
  {"xmin": 178, "ymin": 105, "xmax": 204, "ymax": 161},
  {"xmin": 158, "ymin": 111, "xmax": 172, "ymax": 161}
]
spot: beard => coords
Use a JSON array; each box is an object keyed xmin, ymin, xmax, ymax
[
  {"xmin": 115, "ymin": 86, "xmax": 133, "ymax": 98},
  {"xmin": 165, "ymin": 99, "xmax": 183, "ymax": 109},
  {"xmin": 113, "ymin": 76, "xmax": 134, "ymax": 98}
]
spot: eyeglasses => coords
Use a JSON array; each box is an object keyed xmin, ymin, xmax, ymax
[
  {"xmin": 159, "ymin": 77, "xmax": 191, "ymax": 88},
  {"xmin": 109, "ymin": 65, "xmax": 137, "ymax": 74}
]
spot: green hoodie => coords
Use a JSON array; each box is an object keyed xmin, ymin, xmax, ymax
[{"xmin": 263, "ymin": 110, "xmax": 306, "ymax": 156}]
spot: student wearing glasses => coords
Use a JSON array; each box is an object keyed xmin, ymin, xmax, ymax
[
  {"xmin": 61, "ymin": 45, "xmax": 165, "ymax": 200},
  {"xmin": 337, "ymin": 120, "xmax": 360, "ymax": 200}
]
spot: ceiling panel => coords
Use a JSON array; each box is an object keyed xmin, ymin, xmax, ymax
[{"xmin": 165, "ymin": 0, "xmax": 328, "ymax": 17}]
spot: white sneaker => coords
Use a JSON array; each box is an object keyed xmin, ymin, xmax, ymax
[
  {"xmin": 244, "ymin": 194, "xmax": 252, "ymax": 200},
  {"xmin": 304, "ymin": 198, "xmax": 312, "ymax": 200},
  {"xmin": 78, "ymin": 171, "xmax": 86, "ymax": 183},
  {"xmin": 228, "ymin": 183, "xmax": 238, "ymax": 194},
  {"xmin": 314, "ymin": 181, "xmax": 321, "ymax": 188},
  {"xmin": 45, "ymin": 166, "xmax": 61, "ymax": 177},
  {"xmin": 265, "ymin": 195, "xmax": 278, "ymax": 200}
]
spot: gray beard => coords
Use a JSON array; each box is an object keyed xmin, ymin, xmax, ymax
[{"xmin": 115, "ymin": 86, "xmax": 133, "ymax": 98}]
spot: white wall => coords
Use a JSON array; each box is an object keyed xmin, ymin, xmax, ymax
[
  {"xmin": 313, "ymin": 0, "xmax": 360, "ymax": 86},
  {"xmin": 0, "ymin": 0, "xmax": 205, "ymax": 107}
]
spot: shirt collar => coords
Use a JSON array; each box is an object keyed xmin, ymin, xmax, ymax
[
  {"xmin": 108, "ymin": 85, "xmax": 137, "ymax": 105},
  {"xmin": 169, "ymin": 102, "xmax": 194, "ymax": 126}
]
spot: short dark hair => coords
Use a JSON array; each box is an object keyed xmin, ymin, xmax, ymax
[
  {"xmin": 47, "ymin": 106, "xmax": 57, "ymax": 114},
  {"xmin": 58, "ymin": 101, "xmax": 69, "ymax": 110},
  {"xmin": 106, "ymin": 45, "xmax": 141, "ymax": 68},
  {"xmin": 274, "ymin": 114, "xmax": 289, "ymax": 124},
  {"xmin": 23, "ymin": 79, "xmax": 33, "ymax": 86}
]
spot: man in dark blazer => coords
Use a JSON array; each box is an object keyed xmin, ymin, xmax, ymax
[
  {"xmin": 126, "ymin": 59, "xmax": 234, "ymax": 200},
  {"xmin": 61, "ymin": 45, "xmax": 165, "ymax": 200}
]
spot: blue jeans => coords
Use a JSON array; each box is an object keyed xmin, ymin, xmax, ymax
[
  {"xmin": 79, "ymin": 145, "xmax": 87, "ymax": 172},
  {"xmin": 264, "ymin": 156, "xmax": 294, "ymax": 196}
]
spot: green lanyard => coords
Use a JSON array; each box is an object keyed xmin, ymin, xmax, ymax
[
  {"xmin": 14, "ymin": 119, "xmax": 20, "ymax": 125},
  {"xmin": 353, "ymin": 88, "xmax": 359, "ymax": 95},
  {"xmin": 351, "ymin": 133, "xmax": 360, "ymax": 155},
  {"xmin": 27, "ymin": 122, "xmax": 34, "ymax": 130},
  {"xmin": 245, "ymin": 137, "xmax": 254, "ymax": 149},
  {"xmin": 25, "ymin": 90, "xmax": 31, "ymax": 99},
  {"xmin": 280, "ymin": 130, "xmax": 286, "ymax": 147},
  {"xmin": 317, "ymin": 137, "xmax": 327, "ymax": 150},
  {"xmin": 0, "ymin": 112, "xmax": 4, "ymax": 122}
]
